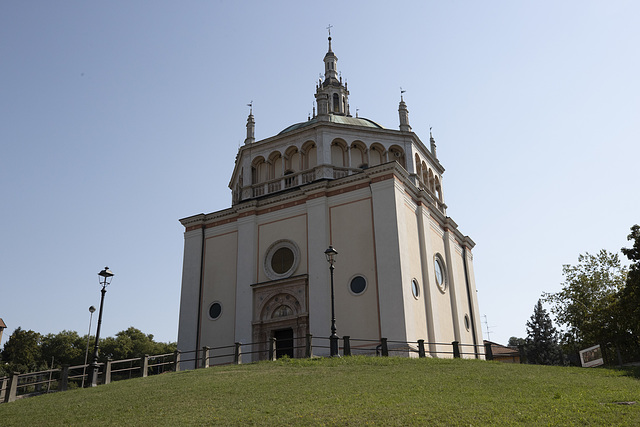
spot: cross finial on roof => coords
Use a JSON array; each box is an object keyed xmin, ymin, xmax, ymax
[
  {"xmin": 326, "ymin": 24, "xmax": 333, "ymax": 37},
  {"xmin": 247, "ymin": 100, "xmax": 253, "ymax": 115},
  {"xmin": 400, "ymin": 87, "xmax": 406, "ymax": 101}
]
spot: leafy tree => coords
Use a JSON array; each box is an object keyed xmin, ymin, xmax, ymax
[
  {"xmin": 543, "ymin": 250, "xmax": 627, "ymax": 349},
  {"xmin": 525, "ymin": 300, "xmax": 562, "ymax": 365},
  {"xmin": 618, "ymin": 225, "xmax": 640, "ymax": 353},
  {"xmin": 100, "ymin": 327, "xmax": 176, "ymax": 361},
  {"xmin": 41, "ymin": 330, "xmax": 87, "ymax": 367},
  {"xmin": 508, "ymin": 337, "xmax": 525, "ymax": 347},
  {"xmin": 1, "ymin": 328, "xmax": 42, "ymax": 373}
]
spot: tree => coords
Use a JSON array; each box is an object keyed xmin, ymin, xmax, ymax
[
  {"xmin": 525, "ymin": 300, "xmax": 562, "ymax": 365},
  {"xmin": 40, "ymin": 330, "xmax": 86, "ymax": 367},
  {"xmin": 543, "ymin": 250, "xmax": 627, "ymax": 349},
  {"xmin": 618, "ymin": 225, "xmax": 640, "ymax": 354},
  {"xmin": 100, "ymin": 327, "xmax": 176, "ymax": 361},
  {"xmin": 1, "ymin": 328, "xmax": 42, "ymax": 373},
  {"xmin": 508, "ymin": 337, "xmax": 526, "ymax": 347}
]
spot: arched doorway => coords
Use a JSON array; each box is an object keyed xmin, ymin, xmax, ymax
[{"xmin": 251, "ymin": 275, "xmax": 309, "ymax": 361}]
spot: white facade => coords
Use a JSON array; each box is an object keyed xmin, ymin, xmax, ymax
[{"xmin": 177, "ymin": 37, "xmax": 483, "ymax": 367}]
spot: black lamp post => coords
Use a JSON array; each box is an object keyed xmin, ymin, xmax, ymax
[
  {"xmin": 324, "ymin": 246, "xmax": 339, "ymax": 356},
  {"xmin": 89, "ymin": 267, "xmax": 113, "ymax": 387}
]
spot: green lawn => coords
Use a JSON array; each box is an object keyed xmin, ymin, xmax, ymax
[{"xmin": 1, "ymin": 356, "xmax": 638, "ymax": 426}]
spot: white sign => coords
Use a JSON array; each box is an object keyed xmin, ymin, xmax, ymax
[{"xmin": 579, "ymin": 344, "xmax": 604, "ymax": 368}]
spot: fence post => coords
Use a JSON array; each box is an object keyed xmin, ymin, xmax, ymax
[
  {"xmin": 202, "ymin": 346, "xmax": 210, "ymax": 369},
  {"xmin": 343, "ymin": 336, "xmax": 351, "ymax": 356},
  {"xmin": 104, "ymin": 359, "xmax": 112, "ymax": 385},
  {"xmin": 418, "ymin": 340, "xmax": 426, "ymax": 358},
  {"xmin": 0, "ymin": 377, "xmax": 6, "ymax": 402},
  {"xmin": 269, "ymin": 337, "xmax": 276, "ymax": 361},
  {"xmin": 6, "ymin": 373, "xmax": 19, "ymax": 403},
  {"xmin": 59, "ymin": 365, "xmax": 70, "ymax": 392},
  {"xmin": 234, "ymin": 342, "xmax": 242, "ymax": 365},
  {"xmin": 484, "ymin": 342, "xmax": 493, "ymax": 361},
  {"xmin": 381, "ymin": 338, "xmax": 389, "ymax": 357},
  {"xmin": 305, "ymin": 334, "xmax": 313, "ymax": 358},
  {"xmin": 173, "ymin": 350, "xmax": 181, "ymax": 371},
  {"xmin": 141, "ymin": 355, "xmax": 149, "ymax": 378},
  {"xmin": 452, "ymin": 341, "xmax": 460, "ymax": 358}
]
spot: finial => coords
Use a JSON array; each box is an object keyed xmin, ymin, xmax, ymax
[
  {"xmin": 400, "ymin": 87, "xmax": 406, "ymax": 102},
  {"xmin": 326, "ymin": 24, "xmax": 333, "ymax": 50},
  {"xmin": 247, "ymin": 100, "xmax": 253, "ymax": 115},
  {"xmin": 356, "ymin": 108, "xmax": 359, "ymax": 118}
]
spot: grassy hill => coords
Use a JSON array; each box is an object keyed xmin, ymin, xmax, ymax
[{"xmin": 0, "ymin": 356, "xmax": 638, "ymax": 426}]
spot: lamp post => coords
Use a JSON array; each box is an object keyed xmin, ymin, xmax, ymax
[
  {"xmin": 81, "ymin": 305, "xmax": 96, "ymax": 388},
  {"xmin": 89, "ymin": 267, "xmax": 114, "ymax": 387},
  {"xmin": 324, "ymin": 246, "xmax": 339, "ymax": 356}
]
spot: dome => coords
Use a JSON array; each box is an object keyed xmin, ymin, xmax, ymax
[{"xmin": 278, "ymin": 115, "xmax": 384, "ymax": 135}]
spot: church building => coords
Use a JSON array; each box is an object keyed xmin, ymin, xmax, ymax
[{"xmin": 177, "ymin": 35, "xmax": 483, "ymax": 367}]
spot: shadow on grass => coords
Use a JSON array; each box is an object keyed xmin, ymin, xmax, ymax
[{"xmin": 618, "ymin": 365, "xmax": 640, "ymax": 380}]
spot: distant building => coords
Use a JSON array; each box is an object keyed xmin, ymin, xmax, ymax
[
  {"xmin": 177, "ymin": 35, "xmax": 482, "ymax": 367},
  {"xmin": 484, "ymin": 340, "xmax": 521, "ymax": 363}
]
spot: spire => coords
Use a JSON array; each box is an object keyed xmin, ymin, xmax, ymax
[
  {"xmin": 315, "ymin": 28, "xmax": 350, "ymax": 118},
  {"xmin": 244, "ymin": 101, "xmax": 255, "ymax": 145},
  {"xmin": 430, "ymin": 128, "xmax": 438, "ymax": 159},
  {"xmin": 399, "ymin": 89, "xmax": 411, "ymax": 132},
  {"xmin": 323, "ymin": 36, "xmax": 338, "ymax": 83}
]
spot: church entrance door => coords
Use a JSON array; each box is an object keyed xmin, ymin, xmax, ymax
[{"xmin": 274, "ymin": 328, "xmax": 294, "ymax": 359}]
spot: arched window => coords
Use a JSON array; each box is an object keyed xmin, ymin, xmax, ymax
[
  {"xmin": 252, "ymin": 157, "xmax": 267, "ymax": 184},
  {"xmin": 389, "ymin": 146, "xmax": 405, "ymax": 168},
  {"xmin": 421, "ymin": 162, "xmax": 428, "ymax": 187},
  {"xmin": 285, "ymin": 147, "xmax": 300, "ymax": 172},
  {"xmin": 428, "ymin": 169, "xmax": 435, "ymax": 193},
  {"xmin": 333, "ymin": 93, "xmax": 340, "ymax": 112},
  {"xmin": 350, "ymin": 142, "xmax": 366, "ymax": 168},
  {"xmin": 302, "ymin": 141, "xmax": 318, "ymax": 169},
  {"xmin": 269, "ymin": 152, "xmax": 283, "ymax": 179},
  {"xmin": 331, "ymin": 141, "xmax": 346, "ymax": 167},
  {"xmin": 369, "ymin": 144, "xmax": 384, "ymax": 166}
]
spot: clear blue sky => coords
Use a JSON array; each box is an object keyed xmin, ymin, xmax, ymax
[{"xmin": 1, "ymin": 1, "xmax": 639, "ymax": 348}]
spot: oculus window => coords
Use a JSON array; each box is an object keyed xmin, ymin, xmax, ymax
[
  {"xmin": 349, "ymin": 275, "xmax": 367, "ymax": 295},
  {"xmin": 208, "ymin": 302, "xmax": 222, "ymax": 320},
  {"xmin": 434, "ymin": 255, "xmax": 447, "ymax": 292},
  {"xmin": 264, "ymin": 240, "xmax": 301, "ymax": 280},
  {"xmin": 411, "ymin": 279, "xmax": 420, "ymax": 299}
]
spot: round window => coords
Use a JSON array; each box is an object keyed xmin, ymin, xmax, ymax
[
  {"xmin": 271, "ymin": 247, "xmax": 294, "ymax": 274},
  {"xmin": 411, "ymin": 279, "xmax": 420, "ymax": 299},
  {"xmin": 350, "ymin": 276, "xmax": 367, "ymax": 295},
  {"xmin": 209, "ymin": 302, "xmax": 222, "ymax": 320},
  {"xmin": 264, "ymin": 240, "xmax": 300, "ymax": 280},
  {"xmin": 434, "ymin": 256, "xmax": 447, "ymax": 292}
]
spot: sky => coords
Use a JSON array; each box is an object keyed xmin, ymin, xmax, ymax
[{"xmin": 1, "ymin": 1, "xmax": 639, "ymax": 349}]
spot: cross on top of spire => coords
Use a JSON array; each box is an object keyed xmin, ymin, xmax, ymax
[{"xmin": 326, "ymin": 24, "xmax": 333, "ymax": 37}]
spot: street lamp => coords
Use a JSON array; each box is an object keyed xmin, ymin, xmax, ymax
[
  {"xmin": 89, "ymin": 267, "xmax": 114, "ymax": 387},
  {"xmin": 81, "ymin": 305, "xmax": 96, "ymax": 388},
  {"xmin": 324, "ymin": 246, "xmax": 339, "ymax": 356}
]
